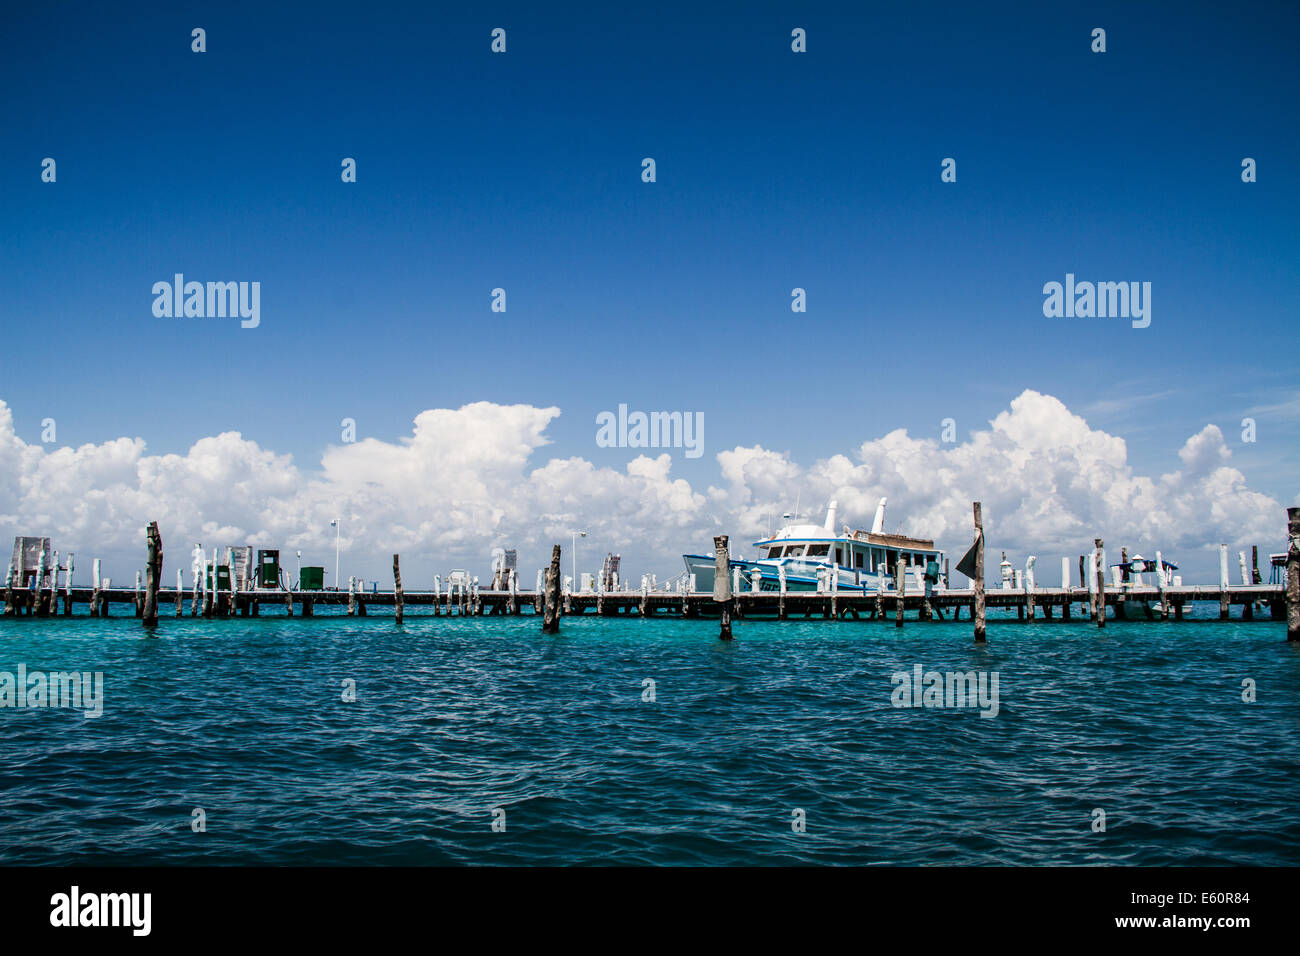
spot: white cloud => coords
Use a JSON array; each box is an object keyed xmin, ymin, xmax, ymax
[{"xmin": 0, "ymin": 390, "xmax": 1287, "ymax": 585}]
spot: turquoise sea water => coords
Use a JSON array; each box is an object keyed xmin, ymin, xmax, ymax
[{"xmin": 1, "ymin": 610, "xmax": 1298, "ymax": 866}]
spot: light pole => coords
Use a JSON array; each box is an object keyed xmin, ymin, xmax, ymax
[
  {"xmin": 570, "ymin": 530, "xmax": 586, "ymax": 591},
  {"xmin": 330, "ymin": 518, "xmax": 340, "ymax": 591}
]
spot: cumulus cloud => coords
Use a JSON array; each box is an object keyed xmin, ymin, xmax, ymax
[{"xmin": 0, "ymin": 390, "xmax": 1286, "ymax": 584}]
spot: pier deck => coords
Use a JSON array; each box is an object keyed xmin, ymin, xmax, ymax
[{"xmin": 1, "ymin": 583, "xmax": 1288, "ymax": 621}]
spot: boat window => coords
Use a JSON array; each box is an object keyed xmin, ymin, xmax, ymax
[
  {"xmin": 767, "ymin": 546, "xmax": 784, "ymax": 559},
  {"xmin": 807, "ymin": 544, "xmax": 829, "ymax": 557},
  {"xmin": 854, "ymin": 550, "xmax": 864, "ymax": 568},
  {"xmin": 834, "ymin": 547, "xmax": 843, "ymax": 564},
  {"xmin": 788, "ymin": 544, "xmax": 807, "ymax": 557}
]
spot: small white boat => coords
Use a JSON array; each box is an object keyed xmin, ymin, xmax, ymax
[{"xmin": 683, "ymin": 498, "xmax": 944, "ymax": 594}]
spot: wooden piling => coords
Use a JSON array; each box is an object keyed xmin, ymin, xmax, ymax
[
  {"xmin": 393, "ymin": 555, "xmax": 404, "ymax": 624},
  {"xmin": 1094, "ymin": 539, "xmax": 1105, "ymax": 628},
  {"xmin": 134, "ymin": 569, "xmax": 143, "ymax": 618},
  {"xmin": 90, "ymin": 558, "xmax": 101, "ymax": 617},
  {"xmin": 143, "ymin": 521, "xmax": 162, "ymax": 627},
  {"xmin": 1287, "ymin": 508, "xmax": 1300, "ymax": 642},
  {"xmin": 1219, "ymin": 544, "xmax": 1230, "ymax": 620},
  {"xmin": 973, "ymin": 502, "xmax": 986, "ymax": 642},
  {"xmin": 714, "ymin": 535, "xmax": 733, "ymax": 640},
  {"xmin": 894, "ymin": 557, "xmax": 905, "ymax": 627},
  {"xmin": 1025, "ymin": 559, "xmax": 1036, "ymax": 621},
  {"xmin": 347, "ymin": 576, "xmax": 356, "ymax": 616},
  {"xmin": 175, "ymin": 568, "xmax": 183, "ymax": 616},
  {"xmin": 778, "ymin": 563, "xmax": 788, "ymax": 620},
  {"xmin": 63, "ymin": 553, "xmax": 74, "ymax": 615},
  {"xmin": 1155, "ymin": 549, "xmax": 1169, "ymax": 621},
  {"xmin": 1115, "ymin": 547, "xmax": 1128, "ymax": 621},
  {"xmin": 2, "ymin": 562, "xmax": 14, "ymax": 616},
  {"xmin": 542, "ymin": 545, "xmax": 562, "ymax": 634}
]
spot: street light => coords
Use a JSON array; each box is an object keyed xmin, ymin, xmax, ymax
[
  {"xmin": 330, "ymin": 518, "xmax": 340, "ymax": 591},
  {"xmin": 570, "ymin": 530, "xmax": 587, "ymax": 591}
]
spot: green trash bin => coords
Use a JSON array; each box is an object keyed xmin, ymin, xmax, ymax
[
  {"xmin": 257, "ymin": 550, "xmax": 280, "ymax": 588},
  {"xmin": 300, "ymin": 567, "xmax": 324, "ymax": 591}
]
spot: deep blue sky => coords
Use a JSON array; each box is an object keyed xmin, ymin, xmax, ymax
[{"xmin": 3, "ymin": 0, "xmax": 1298, "ymax": 506}]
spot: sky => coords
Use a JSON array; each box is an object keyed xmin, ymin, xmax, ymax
[{"xmin": 1, "ymin": 0, "xmax": 1297, "ymax": 586}]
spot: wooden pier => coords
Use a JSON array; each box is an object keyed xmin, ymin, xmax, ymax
[
  {"xmin": 3, "ymin": 505, "xmax": 1298, "ymax": 642},
  {"xmin": 0, "ymin": 582, "xmax": 1290, "ymax": 622}
]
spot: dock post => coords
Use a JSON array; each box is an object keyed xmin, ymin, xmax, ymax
[
  {"xmin": 284, "ymin": 581, "xmax": 293, "ymax": 617},
  {"xmin": 510, "ymin": 569, "xmax": 519, "ymax": 614},
  {"xmin": 1286, "ymin": 508, "xmax": 1300, "ymax": 642},
  {"xmin": 714, "ymin": 535, "xmax": 733, "ymax": 640},
  {"xmin": 431, "ymin": 574, "xmax": 441, "ymax": 616},
  {"xmin": 2, "ymin": 562, "xmax": 14, "ymax": 616},
  {"xmin": 542, "ymin": 545, "xmax": 562, "ymax": 634},
  {"xmin": 1025, "ymin": 557, "xmax": 1036, "ymax": 620},
  {"xmin": 30, "ymin": 545, "xmax": 45, "ymax": 616},
  {"xmin": 190, "ymin": 549, "xmax": 200, "ymax": 616},
  {"xmin": 90, "ymin": 558, "xmax": 101, "ymax": 617},
  {"xmin": 1155, "ymin": 550, "xmax": 1169, "ymax": 621},
  {"xmin": 143, "ymin": 521, "xmax": 162, "ymax": 627},
  {"xmin": 347, "ymin": 576, "xmax": 356, "ymax": 615},
  {"xmin": 47, "ymin": 551, "xmax": 58, "ymax": 615},
  {"xmin": 203, "ymin": 548, "xmax": 215, "ymax": 617},
  {"xmin": 895, "ymin": 556, "xmax": 905, "ymax": 628},
  {"xmin": 1219, "ymin": 544, "xmax": 1230, "ymax": 620},
  {"xmin": 393, "ymin": 555, "xmax": 404, "ymax": 624},
  {"xmin": 534, "ymin": 570, "xmax": 543, "ymax": 614},
  {"xmin": 1241, "ymin": 550, "xmax": 1254, "ymax": 619},
  {"xmin": 640, "ymin": 581, "xmax": 649, "ymax": 616},
  {"xmin": 176, "ymin": 568, "xmax": 183, "ymax": 616},
  {"xmin": 1094, "ymin": 540, "xmax": 1105, "ymax": 628},
  {"xmin": 64, "ymin": 553, "xmax": 74, "ymax": 615},
  {"xmin": 973, "ymin": 502, "xmax": 986, "ymax": 642},
  {"xmin": 830, "ymin": 564, "xmax": 839, "ymax": 621},
  {"xmin": 778, "ymin": 563, "xmax": 788, "ymax": 620},
  {"xmin": 1115, "ymin": 547, "xmax": 1128, "ymax": 621},
  {"xmin": 134, "ymin": 569, "xmax": 143, "ymax": 618}
]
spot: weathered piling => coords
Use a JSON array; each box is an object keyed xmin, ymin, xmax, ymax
[
  {"xmin": 542, "ymin": 545, "xmax": 562, "ymax": 634},
  {"xmin": 778, "ymin": 563, "xmax": 788, "ymax": 620},
  {"xmin": 1287, "ymin": 507, "xmax": 1300, "ymax": 642},
  {"xmin": 1155, "ymin": 550, "xmax": 1168, "ymax": 620},
  {"xmin": 1116, "ymin": 547, "xmax": 1128, "ymax": 621},
  {"xmin": 63, "ymin": 553, "xmax": 74, "ymax": 615},
  {"xmin": 90, "ymin": 558, "xmax": 102, "ymax": 617},
  {"xmin": 1025, "ymin": 556, "xmax": 1036, "ymax": 620},
  {"xmin": 175, "ymin": 568, "xmax": 183, "ymax": 616},
  {"xmin": 1219, "ymin": 544, "xmax": 1230, "ymax": 620},
  {"xmin": 142, "ymin": 521, "xmax": 162, "ymax": 627},
  {"xmin": 1094, "ymin": 539, "xmax": 1105, "ymax": 628},
  {"xmin": 3, "ymin": 562, "xmax": 14, "ymax": 616},
  {"xmin": 347, "ymin": 576, "xmax": 356, "ymax": 616},
  {"xmin": 894, "ymin": 556, "xmax": 905, "ymax": 628},
  {"xmin": 973, "ymin": 502, "xmax": 986, "ymax": 642},
  {"xmin": 393, "ymin": 555, "xmax": 404, "ymax": 624},
  {"xmin": 714, "ymin": 535, "xmax": 733, "ymax": 640},
  {"xmin": 510, "ymin": 569, "xmax": 519, "ymax": 615},
  {"xmin": 133, "ymin": 569, "xmax": 143, "ymax": 618}
]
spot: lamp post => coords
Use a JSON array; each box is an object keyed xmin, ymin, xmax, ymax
[
  {"xmin": 570, "ymin": 530, "xmax": 586, "ymax": 591},
  {"xmin": 330, "ymin": 518, "xmax": 340, "ymax": 591}
]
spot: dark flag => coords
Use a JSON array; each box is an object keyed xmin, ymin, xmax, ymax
[{"xmin": 955, "ymin": 534, "xmax": 980, "ymax": 581}]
